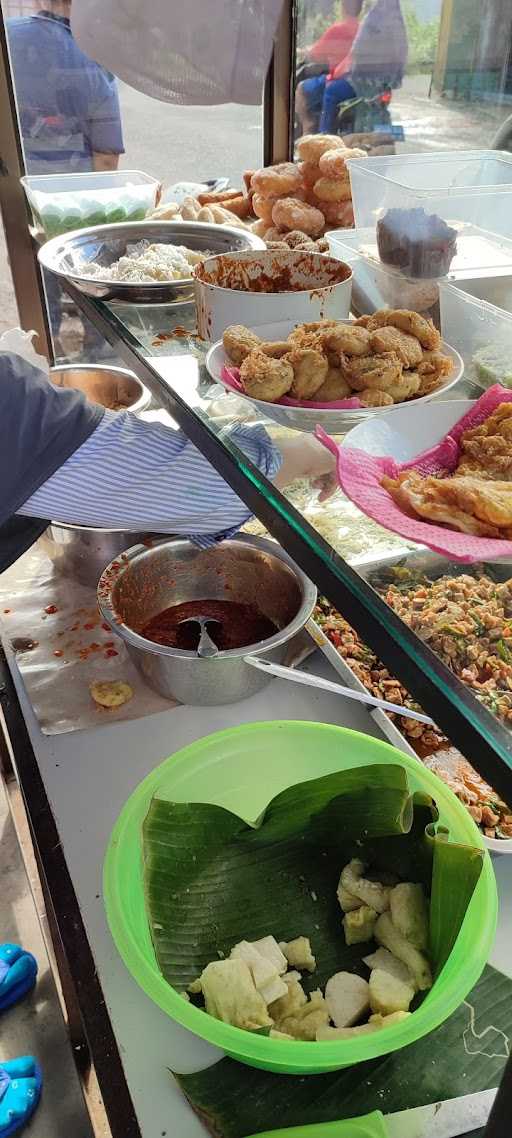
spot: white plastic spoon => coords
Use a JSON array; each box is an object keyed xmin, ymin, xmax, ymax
[{"xmin": 244, "ymin": 656, "xmax": 434, "ymax": 725}]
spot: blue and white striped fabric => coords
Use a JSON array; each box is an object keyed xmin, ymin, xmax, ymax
[{"xmin": 18, "ymin": 409, "xmax": 281, "ymax": 546}]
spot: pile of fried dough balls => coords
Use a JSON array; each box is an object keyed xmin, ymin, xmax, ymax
[{"xmin": 250, "ymin": 134, "xmax": 365, "ymax": 249}]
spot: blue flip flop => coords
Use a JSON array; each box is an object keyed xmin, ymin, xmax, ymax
[
  {"xmin": 0, "ymin": 1057, "xmax": 42, "ymax": 1138},
  {"xmin": 0, "ymin": 946, "xmax": 38, "ymax": 1015}
]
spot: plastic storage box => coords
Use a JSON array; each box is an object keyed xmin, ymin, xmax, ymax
[
  {"xmin": 439, "ymin": 281, "xmax": 512, "ymax": 388},
  {"xmin": 21, "ymin": 170, "xmax": 160, "ymax": 238},
  {"xmin": 347, "ymin": 150, "xmax": 512, "ymax": 243},
  {"xmin": 327, "ymin": 223, "xmax": 512, "ymax": 322}
]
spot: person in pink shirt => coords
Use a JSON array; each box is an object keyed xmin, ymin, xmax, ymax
[{"xmin": 296, "ymin": 0, "xmax": 362, "ymax": 135}]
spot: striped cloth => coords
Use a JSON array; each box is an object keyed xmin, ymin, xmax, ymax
[{"xmin": 18, "ymin": 409, "xmax": 281, "ymax": 546}]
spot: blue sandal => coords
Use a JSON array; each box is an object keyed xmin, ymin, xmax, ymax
[
  {"xmin": 0, "ymin": 1057, "xmax": 42, "ymax": 1137},
  {"xmin": 0, "ymin": 946, "xmax": 38, "ymax": 1015}
]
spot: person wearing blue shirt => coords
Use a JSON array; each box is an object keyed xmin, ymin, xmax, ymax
[
  {"xmin": 7, "ymin": 1, "xmax": 124, "ymax": 173},
  {"xmin": 7, "ymin": 0, "xmax": 125, "ymax": 355}
]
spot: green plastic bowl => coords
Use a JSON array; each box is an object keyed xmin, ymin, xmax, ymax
[
  {"xmin": 104, "ymin": 721, "xmax": 497, "ymax": 1074},
  {"xmin": 245, "ymin": 1112, "xmax": 389, "ymax": 1137}
]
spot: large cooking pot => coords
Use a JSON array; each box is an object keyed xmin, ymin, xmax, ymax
[
  {"xmin": 97, "ymin": 535, "xmax": 317, "ymax": 705},
  {"xmin": 50, "ymin": 364, "xmax": 151, "ymax": 414},
  {"xmin": 41, "ymin": 523, "xmax": 152, "ymax": 589}
]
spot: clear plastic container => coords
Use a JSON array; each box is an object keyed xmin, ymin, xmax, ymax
[
  {"xmin": 327, "ymin": 224, "xmax": 512, "ymax": 324},
  {"xmin": 439, "ymin": 281, "xmax": 512, "ymax": 389},
  {"xmin": 327, "ymin": 227, "xmax": 442, "ymax": 319},
  {"xmin": 21, "ymin": 170, "xmax": 160, "ymax": 238},
  {"xmin": 347, "ymin": 150, "xmax": 512, "ymax": 260}
]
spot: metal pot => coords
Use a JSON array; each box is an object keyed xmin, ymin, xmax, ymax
[
  {"xmin": 97, "ymin": 535, "xmax": 317, "ymax": 705},
  {"xmin": 41, "ymin": 523, "xmax": 153, "ymax": 589},
  {"xmin": 50, "ymin": 364, "xmax": 151, "ymax": 414}
]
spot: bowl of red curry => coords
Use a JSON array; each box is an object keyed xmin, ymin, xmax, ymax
[{"xmin": 97, "ymin": 535, "xmax": 317, "ymax": 705}]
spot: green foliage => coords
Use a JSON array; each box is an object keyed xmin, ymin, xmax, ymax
[{"xmin": 402, "ymin": 0, "xmax": 440, "ymax": 73}]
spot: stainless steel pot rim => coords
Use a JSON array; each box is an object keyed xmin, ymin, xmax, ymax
[
  {"xmin": 97, "ymin": 534, "xmax": 317, "ymax": 660},
  {"xmin": 50, "ymin": 521, "xmax": 147, "ymax": 535},
  {"xmin": 50, "ymin": 363, "xmax": 151, "ymax": 412}
]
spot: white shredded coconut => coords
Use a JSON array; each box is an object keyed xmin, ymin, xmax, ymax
[{"xmin": 84, "ymin": 241, "xmax": 209, "ymax": 282}]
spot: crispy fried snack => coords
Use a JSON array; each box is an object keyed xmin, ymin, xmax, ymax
[
  {"xmin": 251, "ymin": 162, "xmax": 302, "ymax": 196},
  {"xmin": 359, "ymin": 389, "xmax": 394, "ymax": 407},
  {"xmin": 382, "ymin": 471, "xmax": 512, "ymax": 538},
  {"xmin": 313, "ymin": 177, "xmax": 352, "ymax": 203},
  {"xmin": 314, "ymin": 367, "xmax": 351, "ymax": 402},
  {"xmin": 260, "ymin": 341, "xmax": 292, "ymax": 359},
  {"xmin": 361, "ymin": 309, "xmax": 441, "ymax": 350},
  {"xmin": 297, "ymin": 134, "xmax": 345, "ymax": 163},
  {"xmin": 197, "ymin": 188, "xmax": 243, "ymax": 205},
  {"xmin": 321, "ymin": 324, "xmax": 372, "ymax": 358},
  {"xmin": 319, "ymin": 146, "xmax": 365, "ymax": 176},
  {"xmin": 285, "ymin": 348, "xmax": 328, "ymax": 400},
  {"xmin": 239, "ymin": 350, "xmax": 294, "ymax": 402},
  {"xmin": 223, "ymin": 325, "xmax": 262, "ymax": 366},
  {"xmin": 457, "ymin": 403, "xmax": 512, "ymax": 481},
  {"xmin": 369, "ymin": 326, "xmax": 423, "ymax": 368},
  {"xmin": 272, "ymin": 197, "xmax": 325, "ymax": 237},
  {"xmin": 341, "ymin": 351, "xmax": 403, "ymax": 392}
]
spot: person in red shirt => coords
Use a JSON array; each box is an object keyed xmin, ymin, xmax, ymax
[{"xmin": 296, "ymin": 0, "xmax": 362, "ymax": 135}]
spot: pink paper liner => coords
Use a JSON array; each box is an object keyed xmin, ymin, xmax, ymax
[
  {"xmin": 316, "ymin": 385, "xmax": 512, "ymax": 564},
  {"xmin": 220, "ymin": 365, "xmax": 362, "ymax": 410}
]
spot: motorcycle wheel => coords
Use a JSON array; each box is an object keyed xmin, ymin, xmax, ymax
[{"xmin": 492, "ymin": 114, "xmax": 512, "ymax": 153}]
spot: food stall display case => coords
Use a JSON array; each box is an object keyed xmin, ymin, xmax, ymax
[{"xmin": 1, "ymin": 6, "xmax": 512, "ymax": 1138}]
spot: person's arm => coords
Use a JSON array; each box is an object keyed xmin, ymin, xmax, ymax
[
  {"xmin": 17, "ymin": 411, "xmax": 335, "ymax": 542},
  {"xmin": 84, "ymin": 66, "xmax": 125, "ymax": 162},
  {"xmin": 92, "ymin": 151, "xmax": 120, "ymax": 170}
]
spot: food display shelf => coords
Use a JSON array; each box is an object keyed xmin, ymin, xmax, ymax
[{"xmin": 55, "ymin": 279, "xmax": 512, "ymax": 814}]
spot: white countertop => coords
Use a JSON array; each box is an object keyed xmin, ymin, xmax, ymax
[{"xmin": 3, "ymin": 643, "xmax": 511, "ymax": 1138}]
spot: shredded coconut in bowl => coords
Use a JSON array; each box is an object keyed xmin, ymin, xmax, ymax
[{"xmin": 83, "ymin": 240, "xmax": 210, "ymax": 283}]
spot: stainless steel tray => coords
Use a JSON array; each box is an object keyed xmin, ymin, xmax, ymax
[
  {"xmin": 308, "ymin": 546, "xmax": 512, "ymax": 760},
  {"xmin": 306, "ymin": 617, "xmax": 416, "ymax": 760},
  {"xmin": 38, "ymin": 219, "xmax": 264, "ymax": 304}
]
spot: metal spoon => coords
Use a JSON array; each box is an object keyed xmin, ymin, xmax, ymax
[
  {"xmin": 244, "ymin": 656, "xmax": 434, "ymax": 725},
  {"xmin": 178, "ymin": 616, "xmax": 221, "ymax": 658}
]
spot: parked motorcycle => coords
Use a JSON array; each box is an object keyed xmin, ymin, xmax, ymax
[{"xmin": 294, "ymin": 60, "xmax": 404, "ymax": 148}]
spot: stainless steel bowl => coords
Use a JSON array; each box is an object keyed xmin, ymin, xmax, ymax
[
  {"xmin": 97, "ymin": 535, "xmax": 317, "ymax": 705},
  {"xmin": 38, "ymin": 220, "xmax": 266, "ymax": 304},
  {"xmin": 41, "ymin": 524, "xmax": 154, "ymax": 589},
  {"xmin": 50, "ymin": 364, "xmax": 151, "ymax": 414}
]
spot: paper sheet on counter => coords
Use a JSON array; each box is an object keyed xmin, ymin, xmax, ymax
[
  {"xmin": 0, "ymin": 544, "xmax": 175, "ymax": 734},
  {"xmin": 0, "ymin": 542, "xmax": 313, "ymax": 736}
]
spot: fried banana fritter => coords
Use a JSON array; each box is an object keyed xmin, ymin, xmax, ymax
[
  {"xmin": 369, "ymin": 326, "xmax": 423, "ymax": 368},
  {"xmin": 285, "ymin": 348, "xmax": 328, "ymax": 400},
  {"xmin": 223, "ymin": 324, "xmax": 262, "ymax": 365},
  {"xmin": 239, "ymin": 350, "xmax": 294, "ymax": 402},
  {"xmin": 260, "ymin": 340, "xmax": 292, "ymax": 359},
  {"xmin": 359, "ymin": 388, "xmax": 394, "ymax": 407},
  {"xmin": 342, "ymin": 351, "xmax": 403, "ymax": 392},
  {"xmin": 382, "ymin": 471, "xmax": 512, "ymax": 538},
  {"xmin": 320, "ymin": 324, "xmax": 371, "ymax": 358},
  {"xmin": 314, "ymin": 367, "xmax": 351, "ymax": 402},
  {"xmin": 357, "ymin": 309, "xmax": 441, "ymax": 350}
]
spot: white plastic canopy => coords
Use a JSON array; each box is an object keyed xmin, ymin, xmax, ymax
[{"xmin": 72, "ymin": 0, "xmax": 284, "ymax": 106}]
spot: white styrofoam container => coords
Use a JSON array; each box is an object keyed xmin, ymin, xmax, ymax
[
  {"xmin": 347, "ymin": 150, "xmax": 512, "ymax": 241},
  {"xmin": 194, "ymin": 249, "xmax": 352, "ymax": 341},
  {"xmin": 439, "ymin": 281, "xmax": 512, "ymax": 389}
]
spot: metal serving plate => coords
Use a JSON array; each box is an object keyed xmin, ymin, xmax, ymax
[{"xmin": 38, "ymin": 220, "xmax": 265, "ymax": 304}]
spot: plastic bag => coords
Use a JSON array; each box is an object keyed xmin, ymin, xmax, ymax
[{"xmin": 0, "ymin": 329, "xmax": 48, "ymax": 377}]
